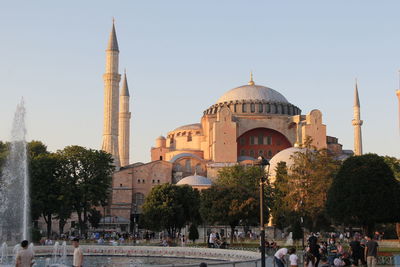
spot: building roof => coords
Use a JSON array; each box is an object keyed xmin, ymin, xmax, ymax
[
  {"xmin": 217, "ymin": 84, "xmax": 289, "ymax": 104},
  {"xmin": 177, "ymin": 175, "xmax": 212, "ymax": 186},
  {"xmin": 173, "ymin": 123, "xmax": 202, "ymax": 131}
]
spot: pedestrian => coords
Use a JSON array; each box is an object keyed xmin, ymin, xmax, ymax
[
  {"xmin": 288, "ymin": 247, "xmax": 298, "ymax": 267},
  {"xmin": 72, "ymin": 237, "xmax": 83, "ymax": 267},
  {"xmin": 274, "ymin": 247, "xmax": 288, "ymax": 267},
  {"xmin": 364, "ymin": 235, "xmax": 378, "ymax": 267},
  {"xmin": 15, "ymin": 240, "xmax": 34, "ymax": 267},
  {"xmin": 349, "ymin": 236, "xmax": 362, "ymax": 266},
  {"xmin": 327, "ymin": 238, "xmax": 338, "ymax": 266},
  {"xmin": 308, "ymin": 233, "xmax": 320, "ymax": 267}
]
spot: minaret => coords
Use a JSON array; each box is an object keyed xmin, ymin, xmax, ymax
[
  {"xmin": 119, "ymin": 70, "xmax": 131, "ymax": 167},
  {"xmin": 396, "ymin": 89, "xmax": 400, "ymax": 132},
  {"xmin": 396, "ymin": 71, "xmax": 400, "ymax": 132},
  {"xmin": 352, "ymin": 79, "xmax": 363, "ymax": 156},
  {"xmin": 102, "ymin": 20, "xmax": 121, "ymax": 167}
]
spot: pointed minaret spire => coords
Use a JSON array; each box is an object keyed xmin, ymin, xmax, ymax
[
  {"xmin": 352, "ymin": 78, "xmax": 363, "ymax": 156},
  {"xmin": 354, "ymin": 79, "xmax": 360, "ymax": 107},
  {"xmin": 120, "ymin": 69, "xmax": 130, "ymax": 96},
  {"xmin": 119, "ymin": 69, "xmax": 131, "ymax": 167},
  {"xmin": 396, "ymin": 71, "xmax": 400, "ymax": 133},
  {"xmin": 107, "ymin": 18, "xmax": 119, "ymax": 51},
  {"xmin": 248, "ymin": 71, "xmax": 255, "ymax": 85}
]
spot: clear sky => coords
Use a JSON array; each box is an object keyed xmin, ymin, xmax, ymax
[{"xmin": 0, "ymin": 1, "xmax": 399, "ymax": 162}]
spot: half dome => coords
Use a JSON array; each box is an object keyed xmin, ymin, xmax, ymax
[
  {"xmin": 269, "ymin": 147, "xmax": 307, "ymax": 178},
  {"xmin": 176, "ymin": 175, "xmax": 212, "ymax": 186}
]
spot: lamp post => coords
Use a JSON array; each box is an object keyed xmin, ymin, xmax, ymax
[{"xmin": 255, "ymin": 156, "xmax": 270, "ymax": 267}]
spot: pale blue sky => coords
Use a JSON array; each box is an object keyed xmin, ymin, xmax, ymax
[{"xmin": 0, "ymin": 1, "xmax": 399, "ymax": 162}]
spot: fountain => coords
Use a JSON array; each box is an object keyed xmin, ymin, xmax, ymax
[{"xmin": 0, "ymin": 99, "xmax": 30, "ymax": 244}]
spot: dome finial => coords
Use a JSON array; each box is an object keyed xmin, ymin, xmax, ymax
[{"xmin": 248, "ymin": 71, "xmax": 255, "ymax": 85}]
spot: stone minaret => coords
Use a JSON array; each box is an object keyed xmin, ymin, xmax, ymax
[
  {"xmin": 352, "ymin": 80, "xmax": 363, "ymax": 156},
  {"xmin": 102, "ymin": 20, "xmax": 121, "ymax": 167},
  {"xmin": 119, "ymin": 70, "xmax": 131, "ymax": 166},
  {"xmin": 397, "ymin": 90, "xmax": 400, "ymax": 132}
]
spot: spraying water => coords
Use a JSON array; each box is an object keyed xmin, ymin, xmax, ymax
[{"xmin": 0, "ymin": 99, "xmax": 30, "ymax": 243}]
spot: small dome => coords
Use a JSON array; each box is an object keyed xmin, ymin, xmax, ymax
[
  {"xmin": 217, "ymin": 84, "xmax": 289, "ymax": 104},
  {"xmin": 269, "ymin": 147, "xmax": 307, "ymax": 177},
  {"xmin": 156, "ymin": 135, "xmax": 166, "ymax": 140},
  {"xmin": 177, "ymin": 175, "xmax": 212, "ymax": 186},
  {"xmin": 173, "ymin": 123, "xmax": 202, "ymax": 131}
]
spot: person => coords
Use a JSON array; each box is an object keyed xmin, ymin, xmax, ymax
[
  {"xmin": 365, "ymin": 235, "xmax": 378, "ymax": 267},
  {"xmin": 349, "ymin": 236, "xmax": 362, "ymax": 266},
  {"xmin": 327, "ymin": 238, "xmax": 338, "ymax": 266},
  {"xmin": 199, "ymin": 263, "xmax": 207, "ymax": 267},
  {"xmin": 15, "ymin": 240, "xmax": 34, "ymax": 267},
  {"xmin": 334, "ymin": 255, "xmax": 345, "ymax": 267},
  {"xmin": 288, "ymin": 247, "xmax": 298, "ymax": 267},
  {"xmin": 72, "ymin": 238, "xmax": 83, "ymax": 267},
  {"xmin": 208, "ymin": 231, "xmax": 215, "ymax": 248},
  {"xmin": 274, "ymin": 247, "xmax": 288, "ymax": 267},
  {"xmin": 308, "ymin": 234, "xmax": 320, "ymax": 267},
  {"xmin": 304, "ymin": 247, "xmax": 316, "ymax": 267}
]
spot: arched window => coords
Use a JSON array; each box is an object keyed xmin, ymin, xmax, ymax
[
  {"xmin": 173, "ymin": 163, "xmax": 182, "ymax": 172},
  {"xmin": 259, "ymin": 103, "xmax": 263, "ymax": 113},
  {"xmin": 258, "ymin": 150, "xmax": 263, "ymax": 156},
  {"xmin": 187, "ymin": 132, "xmax": 192, "ymax": 142},
  {"xmin": 240, "ymin": 150, "xmax": 246, "ymax": 156},
  {"xmin": 234, "ymin": 104, "xmax": 237, "ymax": 113},
  {"xmin": 268, "ymin": 150, "xmax": 273, "ymax": 157},
  {"xmin": 242, "ymin": 103, "xmax": 247, "ymax": 113},
  {"xmin": 195, "ymin": 164, "xmax": 202, "ymax": 174},
  {"xmin": 250, "ymin": 103, "xmax": 255, "ymax": 113},
  {"xmin": 134, "ymin": 193, "xmax": 145, "ymax": 206},
  {"xmin": 185, "ymin": 159, "xmax": 191, "ymax": 172},
  {"xmin": 249, "ymin": 150, "xmax": 255, "ymax": 158}
]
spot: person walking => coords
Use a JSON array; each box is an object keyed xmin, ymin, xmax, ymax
[
  {"xmin": 349, "ymin": 236, "xmax": 362, "ymax": 266},
  {"xmin": 72, "ymin": 238, "xmax": 83, "ymax": 267},
  {"xmin": 364, "ymin": 235, "xmax": 378, "ymax": 267},
  {"xmin": 327, "ymin": 238, "xmax": 338, "ymax": 266},
  {"xmin": 288, "ymin": 247, "xmax": 298, "ymax": 267},
  {"xmin": 274, "ymin": 247, "xmax": 288, "ymax": 267},
  {"xmin": 15, "ymin": 240, "xmax": 34, "ymax": 267}
]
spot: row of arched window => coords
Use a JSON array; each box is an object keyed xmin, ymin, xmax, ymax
[
  {"xmin": 240, "ymin": 149, "xmax": 280, "ymax": 158},
  {"xmin": 204, "ymin": 102, "xmax": 301, "ymax": 116}
]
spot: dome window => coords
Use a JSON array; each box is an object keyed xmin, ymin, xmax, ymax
[
  {"xmin": 250, "ymin": 103, "xmax": 255, "ymax": 113},
  {"xmin": 242, "ymin": 103, "xmax": 247, "ymax": 113},
  {"xmin": 187, "ymin": 132, "xmax": 192, "ymax": 142},
  {"xmin": 259, "ymin": 103, "xmax": 263, "ymax": 113}
]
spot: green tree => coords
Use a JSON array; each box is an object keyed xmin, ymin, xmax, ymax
[
  {"xmin": 200, "ymin": 185, "xmax": 259, "ymax": 244},
  {"xmin": 88, "ymin": 208, "xmax": 102, "ymax": 229},
  {"xmin": 270, "ymin": 161, "xmax": 290, "ymax": 229},
  {"xmin": 30, "ymin": 152, "xmax": 62, "ymax": 237},
  {"xmin": 382, "ymin": 156, "xmax": 400, "ymax": 239},
  {"xmin": 57, "ymin": 146, "xmax": 114, "ymax": 235},
  {"xmin": 326, "ymin": 154, "xmax": 400, "ymax": 234},
  {"xmin": 188, "ymin": 223, "xmax": 199, "ymax": 243},
  {"xmin": 284, "ymin": 138, "xmax": 339, "ymax": 231},
  {"xmin": 141, "ymin": 184, "xmax": 201, "ymax": 238},
  {"xmin": 0, "ymin": 141, "xmax": 9, "ymax": 172}
]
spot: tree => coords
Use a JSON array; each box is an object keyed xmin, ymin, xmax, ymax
[
  {"xmin": 0, "ymin": 141, "xmax": 9, "ymax": 172},
  {"xmin": 200, "ymin": 185, "xmax": 259, "ymax": 244},
  {"xmin": 141, "ymin": 184, "xmax": 201, "ymax": 238},
  {"xmin": 326, "ymin": 154, "xmax": 400, "ymax": 234},
  {"xmin": 188, "ymin": 223, "xmax": 199, "ymax": 243},
  {"xmin": 291, "ymin": 220, "xmax": 303, "ymax": 242},
  {"xmin": 57, "ymin": 146, "xmax": 114, "ymax": 235},
  {"xmin": 88, "ymin": 209, "xmax": 102, "ymax": 229},
  {"xmin": 383, "ymin": 156, "xmax": 400, "ymax": 239},
  {"xmin": 283, "ymin": 138, "xmax": 339, "ymax": 231},
  {"xmin": 270, "ymin": 161, "xmax": 290, "ymax": 229}
]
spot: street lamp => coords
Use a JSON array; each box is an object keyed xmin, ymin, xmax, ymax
[{"xmin": 255, "ymin": 156, "xmax": 270, "ymax": 267}]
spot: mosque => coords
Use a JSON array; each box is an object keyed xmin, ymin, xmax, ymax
[{"xmin": 101, "ymin": 22, "xmax": 360, "ymax": 231}]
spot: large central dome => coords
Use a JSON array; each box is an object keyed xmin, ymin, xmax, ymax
[
  {"xmin": 216, "ymin": 75, "xmax": 288, "ymax": 104},
  {"xmin": 217, "ymin": 84, "xmax": 288, "ymax": 104}
]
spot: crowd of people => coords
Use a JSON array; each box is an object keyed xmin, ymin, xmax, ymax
[{"xmin": 273, "ymin": 233, "xmax": 380, "ymax": 267}]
